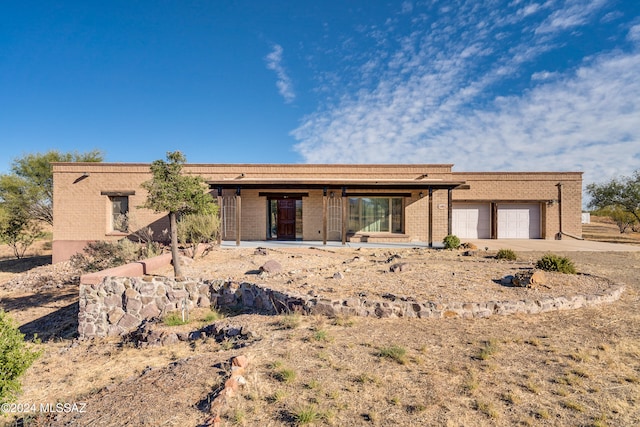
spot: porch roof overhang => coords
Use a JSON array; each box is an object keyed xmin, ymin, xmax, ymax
[{"xmin": 208, "ymin": 178, "xmax": 467, "ymax": 191}]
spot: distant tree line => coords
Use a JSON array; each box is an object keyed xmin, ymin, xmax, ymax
[
  {"xmin": 0, "ymin": 150, "xmax": 103, "ymax": 258},
  {"xmin": 586, "ymin": 170, "xmax": 640, "ymax": 233}
]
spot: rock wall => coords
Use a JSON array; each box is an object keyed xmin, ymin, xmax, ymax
[
  {"xmin": 78, "ymin": 276, "xmax": 217, "ymax": 338},
  {"xmin": 223, "ymin": 281, "xmax": 625, "ymax": 319},
  {"xmin": 79, "ymin": 275, "xmax": 625, "ymax": 338}
]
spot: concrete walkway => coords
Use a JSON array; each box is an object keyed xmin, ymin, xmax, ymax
[
  {"xmin": 464, "ymin": 239, "xmax": 640, "ymax": 252},
  {"xmin": 220, "ymin": 239, "xmax": 640, "ymax": 252}
]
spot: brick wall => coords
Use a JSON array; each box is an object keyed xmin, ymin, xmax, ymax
[
  {"xmin": 52, "ymin": 163, "xmax": 583, "ymax": 262},
  {"xmin": 453, "ymin": 172, "xmax": 583, "ymax": 238}
]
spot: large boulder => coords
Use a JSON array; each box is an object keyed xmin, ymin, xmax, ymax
[
  {"xmin": 260, "ymin": 260, "xmax": 282, "ymax": 274},
  {"xmin": 512, "ymin": 270, "xmax": 546, "ymax": 288}
]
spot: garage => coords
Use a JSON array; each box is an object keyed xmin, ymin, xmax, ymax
[
  {"xmin": 452, "ymin": 203, "xmax": 491, "ymax": 239},
  {"xmin": 497, "ymin": 204, "xmax": 540, "ymax": 238}
]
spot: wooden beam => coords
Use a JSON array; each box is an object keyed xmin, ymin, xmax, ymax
[
  {"xmin": 322, "ymin": 187, "xmax": 327, "ymax": 245},
  {"xmin": 258, "ymin": 192, "xmax": 309, "ymax": 198},
  {"xmin": 217, "ymin": 187, "xmax": 222, "ymax": 245},
  {"xmin": 341, "ymin": 187, "xmax": 347, "ymax": 245},
  {"xmin": 428, "ymin": 187, "xmax": 433, "ymax": 247},
  {"xmin": 235, "ymin": 187, "xmax": 241, "ymax": 246},
  {"xmin": 491, "ymin": 202, "xmax": 497, "ymax": 239}
]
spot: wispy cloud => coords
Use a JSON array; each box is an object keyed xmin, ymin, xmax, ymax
[
  {"xmin": 265, "ymin": 44, "xmax": 295, "ymax": 103},
  {"xmin": 292, "ymin": 0, "xmax": 640, "ymax": 185},
  {"xmin": 535, "ymin": 0, "xmax": 608, "ymax": 34}
]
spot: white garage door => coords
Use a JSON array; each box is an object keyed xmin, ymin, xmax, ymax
[
  {"xmin": 452, "ymin": 203, "xmax": 491, "ymax": 239},
  {"xmin": 497, "ymin": 204, "xmax": 540, "ymax": 238}
]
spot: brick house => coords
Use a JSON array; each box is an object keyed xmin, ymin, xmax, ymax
[{"xmin": 51, "ymin": 163, "xmax": 582, "ymax": 263}]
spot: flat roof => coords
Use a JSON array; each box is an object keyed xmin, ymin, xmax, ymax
[{"xmin": 208, "ymin": 178, "xmax": 466, "ymax": 190}]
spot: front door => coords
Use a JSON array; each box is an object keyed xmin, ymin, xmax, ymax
[{"xmin": 277, "ymin": 199, "xmax": 296, "ymax": 240}]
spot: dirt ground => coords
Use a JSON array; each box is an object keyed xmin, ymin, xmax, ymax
[{"xmin": 1, "ymin": 218, "xmax": 639, "ymax": 426}]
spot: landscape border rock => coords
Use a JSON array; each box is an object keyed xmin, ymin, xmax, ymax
[
  {"xmin": 79, "ymin": 274, "xmax": 625, "ymax": 338},
  {"xmin": 203, "ymin": 355, "xmax": 249, "ymax": 427}
]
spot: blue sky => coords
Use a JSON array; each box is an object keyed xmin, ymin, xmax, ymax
[{"xmin": 1, "ymin": 1, "xmax": 638, "ymax": 186}]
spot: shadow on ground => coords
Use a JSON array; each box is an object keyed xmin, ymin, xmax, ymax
[
  {"xmin": 19, "ymin": 301, "xmax": 79, "ymax": 341},
  {"xmin": 0, "ymin": 289, "xmax": 76, "ymax": 312},
  {"xmin": 0, "ymin": 255, "xmax": 51, "ymax": 273}
]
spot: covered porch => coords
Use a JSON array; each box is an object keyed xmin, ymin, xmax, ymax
[{"xmin": 208, "ymin": 178, "xmax": 466, "ymax": 248}]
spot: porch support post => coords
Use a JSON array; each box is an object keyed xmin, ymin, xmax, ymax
[
  {"xmin": 491, "ymin": 202, "xmax": 497, "ymax": 239},
  {"xmin": 217, "ymin": 186, "xmax": 223, "ymax": 245},
  {"xmin": 341, "ymin": 186, "xmax": 347, "ymax": 245},
  {"xmin": 447, "ymin": 187, "xmax": 453, "ymax": 236},
  {"xmin": 235, "ymin": 186, "xmax": 241, "ymax": 246},
  {"xmin": 322, "ymin": 187, "xmax": 328, "ymax": 245},
  {"xmin": 428, "ymin": 187, "xmax": 433, "ymax": 247}
]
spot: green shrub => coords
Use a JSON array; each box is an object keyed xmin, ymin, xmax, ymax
[
  {"xmin": 200, "ymin": 309, "xmax": 224, "ymax": 323},
  {"xmin": 0, "ymin": 310, "xmax": 41, "ymax": 403},
  {"xmin": 70, "ymin": 239, "xmax": 145, "ymax": 272},
  {"xmin": 163, "ymin": 312, "xmax": 190, "ymax": 326},
  {"xmin": 496, "ymin": 248, "xmax": 517, "ymax": 260},
  {"xmin": 273, "ymin": 367, "xmax": 296, "ymax": 383},
  {"xmin": 536, "ymin": 253, "xmax": 577, "ymax": 274},
  {"xmin": 177, "ymin": 213, "xmax": 220, "ymax": 258},
  {"xmin": 294, "ymin": 405, "xmax": 321, "ymax": 425},
  {"xmin": 442, "ymin": 234, "xmax": 461, "ymax": 250},
  {"xmin": 377, "ymin": 345, "xmax": 408, "ymax": 364}
]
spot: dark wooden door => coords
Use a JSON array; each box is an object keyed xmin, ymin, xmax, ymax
[{"xmin": 277, "ymin": 199, "xmax": 296, "ymax": 240}]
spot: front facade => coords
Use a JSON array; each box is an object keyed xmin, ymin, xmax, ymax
[{"xmin": 51, "ymin": 163, "xmax": 583, "ymax": 263}]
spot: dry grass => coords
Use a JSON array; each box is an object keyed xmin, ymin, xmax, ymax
[{"xmin": 1, "ymin": 221, "xmax": 640, "ymax": 426}]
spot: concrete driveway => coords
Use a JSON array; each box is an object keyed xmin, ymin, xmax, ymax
[
  {"xmin": 464, "ymin": 239, "xmax": 640, "ymax": 252},
  {"xmin": 221, "ymin": 239, "xmax": 640, "ymax": 252}
]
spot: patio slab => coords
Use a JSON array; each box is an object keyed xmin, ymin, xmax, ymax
[{"xmin": 220, "ymin": 239, "xmax": 640, "ymax": 252}]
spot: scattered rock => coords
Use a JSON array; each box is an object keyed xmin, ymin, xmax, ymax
[
  {"xmin": 389, "ymin": 262, "xmax": 410, "ymax": 273},
  {"xmin": 161, "ymin": 333, "xmax": 179, "ymax": 346},
  {"xmin": 259, "ymin": 260, "xmax": 282, "ymax": 274},
  {"xmin": 512, "ymin": 270, "xmax": 546, "ymax": 288},
  {"xmin": 254, "ymin": 247, "xmax": 268, "ymax": 256},
  {"xmin": 232, "ymin": 355, "xmax": 249, "ymax": 368},
  {"xmin": 333, "ymin": 272, "xmax": 344, "ymax": 280},
  {"xmin": 1, "ymin": 260, "xmax": 80, "ymax": 292},
  {"xmin": 501, "ymin": 275, "xmax": 514, "ymax": 286},
  {"xmin": 125, "ymin": 321, "xmax": 255, "ymax": 348}
]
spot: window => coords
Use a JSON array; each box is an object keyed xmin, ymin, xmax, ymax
[
  {"xmin": 348, "ymin": 197, "xmax": 403, "ymax": 233},
  {"xmin": 110, "ymin": 196, "xmax": 129, "ymax": 232}
]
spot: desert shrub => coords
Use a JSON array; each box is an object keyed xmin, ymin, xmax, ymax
[
  {"xmin": 0, "ymin": 310, "xmax": 41, "ymax": 403},
  {"xmin": 70, "ymin": 239, "xmax": 144, "ymax": 272},
  {"xmin": 442, "ymin": 234, "xmax": 461, "ymax": 250},
  {"xmin": 177, "ymin": 213, "xmax": 220, "ymax": 258},
  {"xmin": 496, "ymin": 248, "xmax": 517, "ymax": 261},
  {"xmin": 536, "ymin": 253, "xmax": 577, "ymax": 274},
  {"xmin": 377, "ymin": 345, "xmax": 408, "ymax": 364},
  {"xmin": 294, "ymin": 405, "xmax": 321, "ymax": 424},
  {"xmin": 592, "ymin": 207, "xmax": 637, "ymax": 233},
  {"xmin": 0, "ymin": 206, "xmax": 45, "ymax": 259}
]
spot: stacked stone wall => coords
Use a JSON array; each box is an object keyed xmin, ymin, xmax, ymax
[
  {"xmin": 79, "ymin": 276, "xmax": 624, "ymax": 338},
  {"xmin": 79, "ymin": 276, "xmax": 214, "ymax": 338}
]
